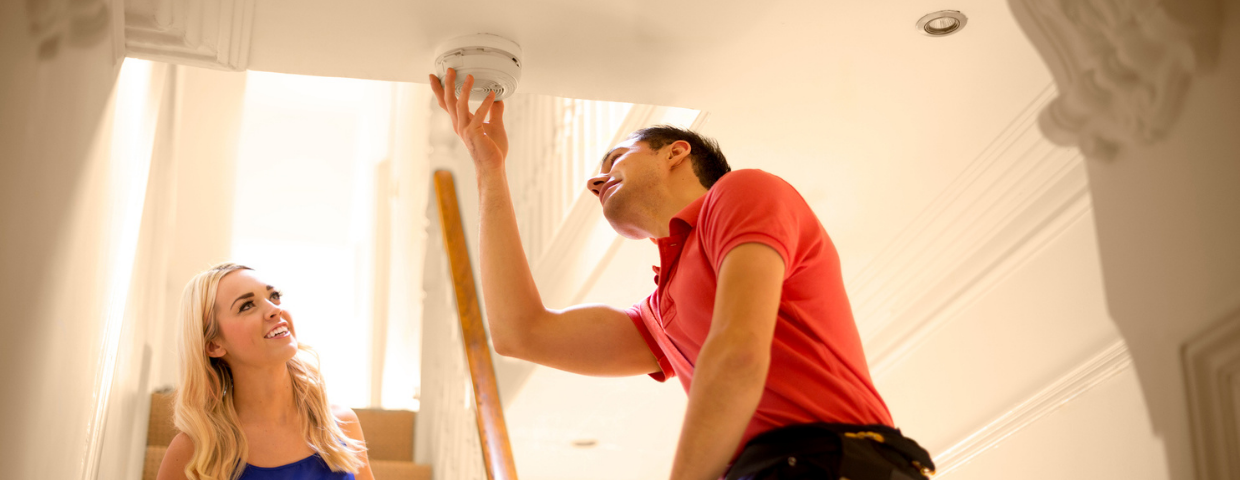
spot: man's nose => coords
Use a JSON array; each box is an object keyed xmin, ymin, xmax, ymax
[{"xmin": 586, "ymin": 174, "xmax": 608, "ymax": 197}]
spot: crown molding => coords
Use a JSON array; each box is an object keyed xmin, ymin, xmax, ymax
[
  {"xmin": 1184, "ymin": 306, "xmax": 1240, "ymax": 480},
  {"xmin": 123, "ymin": 0, "xmax": 254, "ymax": 71},
  {"xmin": 934, "ymin": 341, "xmax": 1133, "ymax": 477},
  {"xmin": 848, "ymin": 85, "xmax": 1092, "ymax": 379},
  {"xmin": 1008, "ymin": 0, "xmax": 1223, "ymax": 161}
]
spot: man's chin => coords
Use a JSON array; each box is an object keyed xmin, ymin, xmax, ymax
[
  {"xmin": 603, "ymin": 200, "xmax": 651, "ymax": 239},
  {"xmin": 605, "ymin": 217, "xmax": 649, "ymax": 240}
]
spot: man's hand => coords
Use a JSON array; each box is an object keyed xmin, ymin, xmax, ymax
[{"xmin": 428, "ymin": 68, "xmax": 509, "ymax": 171}]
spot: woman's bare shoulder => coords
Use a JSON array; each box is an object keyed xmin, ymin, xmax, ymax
[
  {"xmin": 156, "ymin": 432, "xmax": 194, "ymax": 480},
  {"xmin": 331, "ymin": 404, "xmax": 367, "ymax": 441},
  {"xmin": 331, "ymin": 403, "xmax": 359, "ymax": 423}
]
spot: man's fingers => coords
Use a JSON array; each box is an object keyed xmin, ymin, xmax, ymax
[
  {"xmin": 443, "ymin": 68, "xmax": 458, "ymax": 108},
  {"xmin": 489, "ymin": 100, "xmax": 505, "ymax": 124},
  {"xmin": 457, "ymin": 75, "xmax": 475, "ymax": 126},
  {"xmin": 428, "ymin": 74, "xmax": 447, "ymax": 110},
  {"xmin": 471, "ymin": 91, "xmax": 497, "ymax": 128}
]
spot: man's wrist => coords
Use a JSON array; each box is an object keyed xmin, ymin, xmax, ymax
[{"xmin": 475, "ymin": 164, "xmax": 507, "ymax": 187}]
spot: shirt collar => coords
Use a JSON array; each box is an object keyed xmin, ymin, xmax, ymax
[{"xmin": 666, "ymin": 193, "xmax": 707, "ymax": 238}]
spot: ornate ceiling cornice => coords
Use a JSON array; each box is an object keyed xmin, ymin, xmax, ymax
[
  {"xmin": 123, "ymin": 0, "xmax": 254, "ymax": 71},
  {"xmin": 1009, "ymin": 0, "xmax": 1222, "ymax": 160}
]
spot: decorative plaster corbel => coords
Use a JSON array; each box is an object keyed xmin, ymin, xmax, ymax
[
  {"xmin": 1008, "ymin": 0, "xmax": 1222, "ymax": 160},
  {"xmin": 25, "ymin": 0, "xmax": 114, "ymax": 61},
  {"xmin": 123, "ymin": 0, "xmax": 254, "ymax": 71}
]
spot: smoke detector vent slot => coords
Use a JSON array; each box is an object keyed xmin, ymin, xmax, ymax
[{"xmin": 435, "ymin": 34, "xmax": 523, "ymax": 101}]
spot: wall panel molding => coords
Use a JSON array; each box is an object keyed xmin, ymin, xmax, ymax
[
  {"xmin": 848, "ymin": 85, "xmax": 1091, "ymax": 379},
  {"xmin": 1184, "ymin": 306, "xmax": 1240, "ymax": 480},
  {"xmin": 934, "ymin": 341, "xmax": 1133, "ymax": 477},
  {"xmin": 1008, "ymin": 0, "xmax": 1223, "ymax": 160},
  {"xmin": 123, "ymin": 0, "xmax": 254, "ymax": 71}
]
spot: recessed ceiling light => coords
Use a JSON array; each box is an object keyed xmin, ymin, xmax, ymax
[{"xmin": 916, "ymin": 10, "xmax": 968, "ymax": 37}]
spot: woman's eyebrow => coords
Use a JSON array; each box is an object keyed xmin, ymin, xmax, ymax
[
  {"xmin": 229, "ymin": 286, "xmax": 275, "ymax": 309},
  {"xmin": 231, "ymin": 292, "xmax": 254, "ymax": 309}
]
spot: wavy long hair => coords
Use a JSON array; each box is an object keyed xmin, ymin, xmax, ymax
[{"xmin": 173, "ymin": 262, "xmax": 365, "ymax": 480}]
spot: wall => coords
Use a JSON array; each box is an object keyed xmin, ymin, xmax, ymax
[
  {"xmin": 1, "ymin": 0, "xmax": 131, "ymax": 475},
  {"xmin": 92, "ymin": 64, "xmax": 248, "ymax": 480},
  {"xmin": 0, "ymin": 2, "xmax": 248, "ymax": 467},
  {"xmin": 1008, "ymin": 1, "xmax": 1240, "ymax": 477}
]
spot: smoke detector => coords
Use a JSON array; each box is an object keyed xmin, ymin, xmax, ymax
[{"xmin": 435, "ymin": 34, "xmax": 523, "ymax": 101}]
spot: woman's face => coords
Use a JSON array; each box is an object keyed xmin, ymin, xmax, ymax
[{"xmin": 208, "ymin": 269, "xmax": 298, "ymax": 367}]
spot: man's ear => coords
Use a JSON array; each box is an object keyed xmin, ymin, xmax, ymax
[
  {"xmin": 205, "ymin": 339, "xmax": 227, "ymax": 358},
  {"xmin": 667, "ymin": 140, "xmax": 693, "ymax": 168}
]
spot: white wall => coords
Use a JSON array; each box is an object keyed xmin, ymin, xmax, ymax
[
  {"xmin": 1, "ymin": 0, "xmax": 132, "ymax": 474},
  {"xmin": 93, "ymin": 64, "xmax": 249, "ymax": 480},
  {"xmin": 1008, "ymin": 2, "xmax": 1240, "ymax": 478},
  {"xmin": 0, "ymin": 3, "xmax": 249, "ymax": 469}
]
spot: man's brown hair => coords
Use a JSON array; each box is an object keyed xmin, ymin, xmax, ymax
[{"xmin": 630, "ymin": 125, "xmax": 731, "ymax": 188}]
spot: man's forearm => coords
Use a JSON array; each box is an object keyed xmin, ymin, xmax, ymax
[
  {"xmin": 474, "ymin": 166, "xmax": 547, "ymax": 354},
  {"xmin": 669, "ymin": 334, "xmax": 770, "ymax": 480}
]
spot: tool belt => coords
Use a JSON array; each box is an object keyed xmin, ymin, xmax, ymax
[{"xmin": 724, "ymin": 423, "xmax": 936, "ymax": 480}]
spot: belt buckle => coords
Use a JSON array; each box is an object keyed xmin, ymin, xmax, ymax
[
  {"xmin": 843, "ymin": 431, "xmax": 885, "ymax": 443},
  {"xmin": 842, "ymin": 431, "xmax": 935, "ymax": 479}
]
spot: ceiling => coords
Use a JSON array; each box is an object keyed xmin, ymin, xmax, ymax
[{"xmin": 248, "ymin": 0, "xmax": 1054, "ymax": 282}]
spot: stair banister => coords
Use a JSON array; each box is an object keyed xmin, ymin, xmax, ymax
[{"xmin": 432, "ymin": 170, "xmax": 519, "ymax": 480}]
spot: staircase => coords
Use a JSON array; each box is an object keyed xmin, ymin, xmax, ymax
[{"xmin": 142, "ymin": 391, "xmax": 432, "ymax": 479}]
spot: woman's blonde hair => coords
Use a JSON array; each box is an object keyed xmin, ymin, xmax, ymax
[{"xmin": 173, "ymin": 262, "xmax": 365, "ymax": 480}]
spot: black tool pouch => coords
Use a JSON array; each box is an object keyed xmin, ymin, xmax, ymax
[{"xmin": 725, "ymin": 423, "xmax": 935, "ymax": 480}]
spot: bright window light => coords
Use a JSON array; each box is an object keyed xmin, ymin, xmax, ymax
[{"xmin": 230, "ymin": 71, "xmax": 393, "ymax": 408}]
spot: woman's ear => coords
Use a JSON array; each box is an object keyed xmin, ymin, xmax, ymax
[{"xmin": 205, "ymin": 339, "xmax": 227, "ymax": 358}]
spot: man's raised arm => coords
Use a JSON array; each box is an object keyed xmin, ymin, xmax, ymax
[{"xmin": 428, "ymin": 69, "xmax": 658, "ymax": 377}]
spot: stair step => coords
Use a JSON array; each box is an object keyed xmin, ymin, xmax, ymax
[
  {"xmin": 353, "ymin": 408, "xmax": 416, "ymax": 461},
  {"xmin": 147, "ymin": 390, "xmax": 176, "ymax": 446},
  {"xmin": 143, "ymin": 445, "xmax": 167, "ymax": 480},
  {"xmin": 371, "ymin": 460, "xmax": 433, "ymax": 480}
]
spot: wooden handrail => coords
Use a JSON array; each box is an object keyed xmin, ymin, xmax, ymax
[{"xmin": 432, "ymin": 170, "xmax": 519, "ymax": 480}]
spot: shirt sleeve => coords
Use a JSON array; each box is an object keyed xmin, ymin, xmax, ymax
[
  {"xmin": 624, "ymin": 297, "xmax": 675, "ymax": 382},
  {"xmin": 699, "ymin": 170, "xmax": 806, "ymax": 275}
]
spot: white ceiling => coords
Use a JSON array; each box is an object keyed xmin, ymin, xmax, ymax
[{"xmin": 249, "ymin": 0, "xmax": 1054, "ymax": 282}]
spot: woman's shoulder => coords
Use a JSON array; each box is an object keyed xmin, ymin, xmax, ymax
[
  {"xmin": 331, "ymin": 404, "xmax": 366, "ymax": 441},
  {"xmin": 331, "ymin": 404, "xmax": 359, "ymax": 423},
  {"xmin": 156, "ymin": 432, "xmax": 195, "ymax": 480}
]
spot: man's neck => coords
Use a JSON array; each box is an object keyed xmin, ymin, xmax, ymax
[{"xmin": 650, "ymin": 176, "xmax": 709, "ymax": 238}]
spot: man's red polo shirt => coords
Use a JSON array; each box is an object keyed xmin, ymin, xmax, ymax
[{"xmin": 624, "ymin": 169, "xmax": 893, "ymax": 452}]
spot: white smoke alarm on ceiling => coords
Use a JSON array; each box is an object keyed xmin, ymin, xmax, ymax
[{"xmin": 435, "ymin": 34, "xmax": 523, "ymax": 101}]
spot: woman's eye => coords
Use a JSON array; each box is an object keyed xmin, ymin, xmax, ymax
[
  {"xmin": 271, "ymin": 290, "xmax": 282, "ymax": 302},
  {"xmin": 239, "ymin": 301, "xmax": 254, "ymax": 312}
]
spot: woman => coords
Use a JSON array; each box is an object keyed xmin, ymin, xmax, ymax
[{"xmin": 157, "ymin": 263, "xmax": 375, "ymax": 480}]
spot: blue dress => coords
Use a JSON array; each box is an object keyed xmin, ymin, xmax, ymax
[{"xmin": 238, "ymin": 453, "xmax": 355, "ymax": 480}]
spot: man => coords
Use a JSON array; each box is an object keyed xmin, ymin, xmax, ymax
[{"xmin": 428, "ymin": 69, "xmax": 933, "ymax": 480}]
